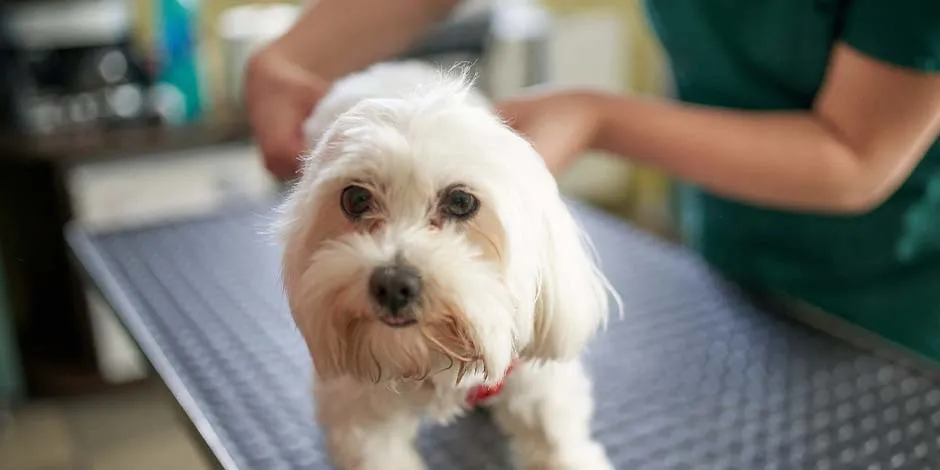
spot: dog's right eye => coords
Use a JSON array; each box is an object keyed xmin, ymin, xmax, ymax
[{"xmin": 341, "ymin": 185, "xmax": 373, "ymax": 218}]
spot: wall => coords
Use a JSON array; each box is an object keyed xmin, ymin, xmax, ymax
[{"xmin": 540, "ymin": 0, "xmax": 673, "ymax": 234}]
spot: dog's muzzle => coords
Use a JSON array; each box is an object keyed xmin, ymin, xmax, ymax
[{"xmin": 368, "ymin": 265, "xmax": 421, "ymax": 327}]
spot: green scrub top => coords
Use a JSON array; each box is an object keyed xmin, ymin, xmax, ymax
[{"xmin": 643, "ymin": 0, "xmax": 940, "ymax": 360}]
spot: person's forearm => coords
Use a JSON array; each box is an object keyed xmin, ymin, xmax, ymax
[
  {"xmin": 588, "ymin": 93, "xmax": 880, "ymax": 214},
  {"xmin": 274, "ymin": 0, "xmax": 460, "ymax": 81}
]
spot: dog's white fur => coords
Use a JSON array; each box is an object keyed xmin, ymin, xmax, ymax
[{"xmin": 277, "ymin": 61, "xmax": 621, "ymax": 470}]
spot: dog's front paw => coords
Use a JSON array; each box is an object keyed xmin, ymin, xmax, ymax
[
  {"xmin": 375, "ymin": 455, "xmax": 427, "ymax": 470},
  {"xmin": 341, "ymin": 448, "xmax": 426, "ymax": 470},
  {"xmin": 521, "ymin": 441, "xmax": 613, "ymax": 470}
]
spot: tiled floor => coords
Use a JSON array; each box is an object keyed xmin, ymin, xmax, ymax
[{"xmin": 1, "ymin": 379, "xmax": 212, "ymax": 470}]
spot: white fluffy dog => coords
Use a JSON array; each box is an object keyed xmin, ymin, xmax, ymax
[{"xmin": 277, "ymin": 61, "xmax": 620, "ymax": 470}]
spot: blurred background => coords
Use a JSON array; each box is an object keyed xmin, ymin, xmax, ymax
[{"xmin": 0, "ymin": 0, "xmax": 675, "ymax": 468}]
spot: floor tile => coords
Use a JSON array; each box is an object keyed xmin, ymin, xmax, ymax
[
  {"xmin": 88, "ymin": 426, "xmax": 212, "ymax": 470},
  {"xmin": 0, "ymin": 403, "xmax": 76, "ymax": 470},
  {"xmin": 61, "ymin": 380, "xmax": 184, "ymax": 453}
]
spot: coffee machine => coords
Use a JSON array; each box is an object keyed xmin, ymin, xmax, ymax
[{"xmin": 0, "ymin": 0, "xmax": 159, "ymax": 135}]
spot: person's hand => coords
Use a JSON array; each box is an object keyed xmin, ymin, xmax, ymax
[
  {"xmin": 244, "ymin": 43, "xmax": 331, "ymax": 180},
  {"xmin": 496, "ymin": 90, "xmax": 602, "ymax": 174}
]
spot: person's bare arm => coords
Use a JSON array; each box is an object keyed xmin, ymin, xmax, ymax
[
  {"xmin": 590, "ymin": 44, "xmax": 940, "ymax": 214},
  {"xmin": 246, "ymin": 0, "xmax": 460, "ymax": 178},
  {"xmin": 272, "ymin": 0, "xmax": 460, "ymax": 81}
]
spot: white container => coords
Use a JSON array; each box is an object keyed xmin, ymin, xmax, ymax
[
  {"xmin": 486, "ymin": 0, "xmax": 552, "ymax": 99},
  {"xmin": 217, "ymin": 3, "xmax": 300, "ymax": 107}
]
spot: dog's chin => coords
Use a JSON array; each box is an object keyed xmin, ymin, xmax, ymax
[
  {"xmin": 299, "ymin": 297, "xmax": 489, "ymax": 385},
  {"xmin": 347, "ymin": 312, "xmax": 483, "ymax": 385},
  {"xmin": 377, "ymin": 315, "xmax": 418, "ymax": 329}
]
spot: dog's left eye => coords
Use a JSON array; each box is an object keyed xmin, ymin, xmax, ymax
[
  {"xmin": 441, "ymin": 189, "xmax": 479, "ymax": 219},
  {"xmin": 341, "ymin": 185, "xmax": 374, "ymax": 218}
]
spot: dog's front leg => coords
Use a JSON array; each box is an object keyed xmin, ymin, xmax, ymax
[
  {"xmin": 490, "ymin": 360, "xmax": 613, "ymax": 470},
  {"xmin": 316, "ymin": 380, "xmax": 426, "ymax": 470}
]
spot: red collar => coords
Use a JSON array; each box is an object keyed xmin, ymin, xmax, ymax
[{"xmin": 465, "ymin": 361, "xmax": 518, "ymax": 407}]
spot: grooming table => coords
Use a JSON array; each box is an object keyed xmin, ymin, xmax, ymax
[{"xmin": 67, "ymin": 197, "xmax": 940, "ymax": 470}]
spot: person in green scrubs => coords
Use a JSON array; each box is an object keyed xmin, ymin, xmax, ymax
[{"xmin": 246, "ymin": 0, "xmax": 940, "ymax": 360}]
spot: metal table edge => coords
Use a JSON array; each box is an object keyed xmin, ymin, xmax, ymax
[
  {"xmin": 65, "ymin": 221, "xmax": 240, "ymax": 470},
  {"xmin": 765, "ymin": 295, "xmax": 940, "ymax": 382}
]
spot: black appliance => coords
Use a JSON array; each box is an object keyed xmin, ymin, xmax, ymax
[{"xmin": 0, "ymin": 0, "xmax": 160, "ymax": 135}]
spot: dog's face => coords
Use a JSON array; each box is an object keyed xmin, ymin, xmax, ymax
[{"xmin": 278, "ymin": 79, "xmax": 615, "ymax": 387}]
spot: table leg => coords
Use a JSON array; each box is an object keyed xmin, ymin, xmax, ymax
[{"xmin": 0, "ymin": 160, "xmax": 102, "ymax": 397}]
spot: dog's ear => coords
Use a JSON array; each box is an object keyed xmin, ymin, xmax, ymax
[
  {"xmin": 271, "ymin": 122, "xmax": 343, "ymax": 245},
  {"xmin": 523, "ymin": 197, "xmax": 619, "ymax": 361},
  {"xmin": 274, "ymin": 115, "xmax": 354, "ymax": 313}
]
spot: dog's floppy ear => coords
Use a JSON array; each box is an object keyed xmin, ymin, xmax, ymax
[{"xmin": 523, "ymin": 197, "xmax": 619, "ymax": 361}]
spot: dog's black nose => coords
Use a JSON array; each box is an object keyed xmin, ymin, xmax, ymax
[{"xmin": 369, "ymin": 265, "xmax": 421, "ymax": 314}]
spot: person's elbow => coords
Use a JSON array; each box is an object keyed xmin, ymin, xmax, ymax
[
  {"xmin": 830, "ymin": 182, "xmax": 893, "ymax": 215},
  {"xmin": 425, "ymin": 0, "xmax": 462, "ymax": 18},
  {"xmin": 821, "ymin": 145, "xmax": 904, "ymax": 215}
]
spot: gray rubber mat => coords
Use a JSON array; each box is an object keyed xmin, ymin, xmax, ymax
[{"xmin": 67, "ymin": 199, "xmax": 940, "ymax": 470}]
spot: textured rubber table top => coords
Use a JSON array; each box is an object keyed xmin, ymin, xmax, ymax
[{"xmin": 67, "ymin": 199, "xmax": 940, "ymax": 470}]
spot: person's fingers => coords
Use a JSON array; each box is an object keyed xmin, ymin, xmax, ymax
[
  {"xmin": 261, "ymin": 137, "xmax": 304, "ymax": 180},
  {"xmin": 265, "ymin": 154, "xmax": 302, "ymax": 181},
  {"xmin": 252, "ymin": 105, "xmax": 303, "ymax": 179},
  {"xmin": 269, "ymin": 80, "xmax": 328, "ymax": 179},
  {"xmin": 246, "ymin": 53, "xmax": 329, "ymax": 180},
  {"xmin": 286, "ymin": 66, "xmax": 331, "ymax": 106},
  {"xmin": 495, "ymin": 100, "xmax": 561, "ymax": 170},
  {"xmin": 495, "ymin": 96, "xmax": 589, "ymax": 174},
  {"xmin": 494, "ymin": 99, "xmax": 529, "ymax": 130}
]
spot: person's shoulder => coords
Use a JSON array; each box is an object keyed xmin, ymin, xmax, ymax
[{"xmin": 841, "ymin": 0, "xmax": 940, "ymax": 72}]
